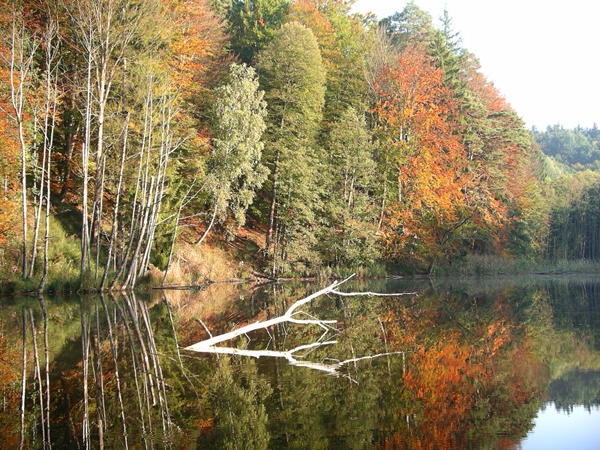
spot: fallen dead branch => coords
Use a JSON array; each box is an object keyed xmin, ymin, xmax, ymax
[{"xmin": 184, "ymin": 275, "xmax": 416, "ymax": 378}]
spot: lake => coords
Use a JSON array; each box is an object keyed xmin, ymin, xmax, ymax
[{"xmin": 1, "ymin": 275, "xmax": 600, "ymax": 448}]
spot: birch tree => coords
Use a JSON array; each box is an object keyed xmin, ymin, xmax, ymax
[
  {"xmin": 1, "ymin": 4, "xmax": 38, "ymax": 278},
  {"xmin": 67, "ymin": 0, "xmax": 155, "ymax": 282},
  {"xmin": 0, "ymin": 4, "xmax": 61, "ymax": 284},
  {"xmin": 196, "ymin": 63, "xmax": 268, "ymax": 244}
]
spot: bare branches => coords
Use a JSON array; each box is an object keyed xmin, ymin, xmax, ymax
[{"xmin": 184, "ymin": 276, "xmax": 416, "ymax": 378}]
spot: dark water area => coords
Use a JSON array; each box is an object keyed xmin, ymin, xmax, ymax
[{"xmin": 1, "ymin": 275, "xmax": 600, "ymax": 449}]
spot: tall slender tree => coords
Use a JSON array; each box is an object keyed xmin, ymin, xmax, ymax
[
  {"xmin": 320, "ymin": 107, "xmax": 378, "ymax": 267},
  {"xmin": 257, "ymin": 21, "xmax": 326, "ymax": 274}
]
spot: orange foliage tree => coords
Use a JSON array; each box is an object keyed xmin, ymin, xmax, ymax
[
  {"xmin": 164, "ymin": 0, "xmax": 230, "ymax": 98},
  {"xmin": 375, "ymin": 46, "xmax": 471, "ymax": 270},
  {"xmin": 0, "ymin": 9, "xmax": 22, "ymax": 253},
  {"xmin": 0, "ymin": 115, "xmax": 19, "ymax": 248},
  {"xmin": 162, "ymin": 0, "xmax": 231, "ymax": 174},
  {"xmin": 464, "ymin": 66, "xmax": 544, "ymax": 254}
]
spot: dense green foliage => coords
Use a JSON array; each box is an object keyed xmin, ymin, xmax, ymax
[
  {"xmin": 320, "ymin": 107, "xmax": 378, "ymax": 267},
  {"xmin": 226, "ymin": 0, "xmax": 290, "ymax": 63},
  {"xmin": 547, "ymin": 178, "xmax": 600, "ymax": 261},
  {"xmin": 205, "ymin": 63, "xmax": 268, "ymax": 236},
  {"xmin": 257, "ymin": 21, "xmax": 326, "ymax": 273}
]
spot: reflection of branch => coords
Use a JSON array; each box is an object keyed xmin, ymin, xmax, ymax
[
  {"xmin": 184, "ymin": 275, "xmax": 416, "ymax": 377},
  {"xmin": 330, "ymin": 290, "xmax": 416, "ymax": 297},
  {"xmin": 193, "ymin": 342, "xmax": 339, "ymax": 373},
  {"xmin": 190, "ymin": 342, "xmax": 410, "ymax": 379},
  {"xmin": 184, "ymin": 277, "xmax": 354, "ymax": 351}
]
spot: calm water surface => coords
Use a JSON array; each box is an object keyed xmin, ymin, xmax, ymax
[{"xmin": 1, "ymin": 275, "xmax": 600, "ymax": 448}]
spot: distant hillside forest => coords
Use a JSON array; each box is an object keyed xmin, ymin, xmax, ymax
[
  {"xmin": 1, "ymin": 0, "xmax": 600, "ymax": 291},
  {"xmin": 534, "ymin": 125, "xmax": 600, "ymax": 169}
]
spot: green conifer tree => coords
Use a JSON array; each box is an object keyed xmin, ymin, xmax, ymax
[{"xmin": 257, "ymin": 21, "xmax": 326, "ymax": 274}]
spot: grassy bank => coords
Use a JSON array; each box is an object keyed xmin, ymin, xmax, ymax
[
  {"xmin": 434, "ymin": 254, "xmax": 600, "ymax": 277},
  {"xmin": 0, "ymin": 214, "xmax": 256, "ymax": 295},
  {"xmin": 0, "ymin": 216, "xmax": 82, "ymax": 295}
]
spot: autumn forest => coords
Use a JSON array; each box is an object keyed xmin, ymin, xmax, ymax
[
  {"xmin": 3, "ymin": 2, "xmax": 600, "ymax": 448},
  {"xmin": 1, "ymin": 0, "xmax": 599, "ymax": 293}
]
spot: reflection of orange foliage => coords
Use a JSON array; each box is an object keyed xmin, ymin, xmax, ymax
[
  {"xmin": 486, "ymin": 319, "xmax": 511, "ymax": 357},
  {"xmin": 381, "ymin": 306, "xmax": 436, "ymax": 348},
  {"xmin": 0, "ymin": 336, "xmax": 20, "ymax": 447},
  {"xmin": 404, "ymin": 333, "xmax": 483, "ymax": 449},
  {"xmin": 197, "ymin": 416, "xmax": 215, "ymax": 433},
  {"xmin": 382, "ymin": 296, "xmax": 544, "ymax": 449}
]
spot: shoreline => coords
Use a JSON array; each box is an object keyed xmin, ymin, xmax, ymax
[{"xmin": 3, "ymin": 266, "xmax": 600, "ymax": 298}]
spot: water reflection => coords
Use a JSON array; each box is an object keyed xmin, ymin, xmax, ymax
[
  {"xmin": 521, "ymin": 404, "xmax": 600, "ymax": 450},
  {"xmin": 0, "ymin": 276, "xmax": 599, "ymax": 448},
  {"xmin": 549, "ymin": 369, "xmax": 600, "ymax": 412},
  {"xmin": 184, "ymin": 278, "xmax": 413, "ymax": 381}
]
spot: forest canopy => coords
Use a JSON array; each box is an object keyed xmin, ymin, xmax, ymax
[{"xmin": 0, "ymin": 0, "xmax": 598, "ymax": 291}]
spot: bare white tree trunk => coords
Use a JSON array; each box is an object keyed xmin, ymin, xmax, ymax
[
  {"xmin": 71, "ymin": 0, "xmax": 140, "ymax": 285},
  {"xmin": 29, "ymin": 310, "xmax": 46, "ymax": 446},
  {"xmin": 194, "ymin": 205, "xmax": 217, "ymax": 246},
  {"xmin": 80, "ymin": 30, "xmax": 93, "ymax": 280},
  {"xmin": 110, "ymin": 92, "xmax": 151, "ymax": 289},
  {"xmin": 19, "ymin": 310, "xmax": 27, "ymax": 450},
  {"xmin": 39, "ymin": 298, "xmax": 51, "ymax": 446},
  {"xmin": 99, "ymin": 297, "xmax": 129, "ymax": 449},
  {"xmin": 39, "ymin": 21, "xmax": 60, "ymax": 291},
  {"xmin": 101, "ymin": 116, "xmax": 129, "ymax": 289},
  {"xmin": 6, "ymin": 10, "xmax": 38, "ymax": 279},
  {"xmin": 30, "ymin": 107, "xmax": 46, "ymax": 279},
  {"xmin": 80, "ymin": 308, "xmax": 91, "ymax": 449}
]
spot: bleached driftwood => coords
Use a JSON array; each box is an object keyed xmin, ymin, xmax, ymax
[{"xmin": 184, "ymin": 275, "xmax": 416, "ymax": 377}]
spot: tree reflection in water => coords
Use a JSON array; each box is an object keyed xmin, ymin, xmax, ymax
[{"xmin": 1, "ymin": 276, "xmax": 600, "ymax": 448}]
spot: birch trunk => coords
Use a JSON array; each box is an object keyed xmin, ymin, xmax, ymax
[
  {"xmin": 29, "ymin": 310, "xmax": 46, "ymax": 446},
  {"xmin": 101, "ymin": 116, "xmax": 129, "ymax": 289},
  {"xmin": 80, "ymin": 38, "xmax": 93, "ymax": 280},
  {"xmin": 195, "ymin": 205, "xmax": 217, "ymax": 246},
  {"xmin": 40, "ymin": 43, "xmax": 59, "ymax": 290},
  {"xmin": 19, "ymin": 310, "xmax": 27, "ymax": 450}
]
